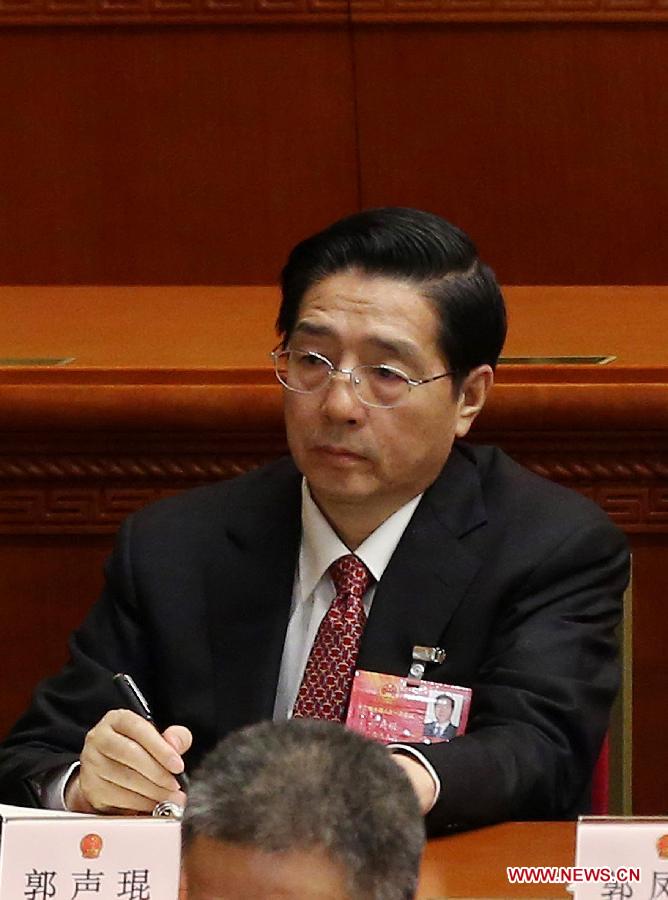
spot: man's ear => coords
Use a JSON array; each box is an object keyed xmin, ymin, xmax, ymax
[{"xmin": 454, "ymin": 365, "xmax": 494, "ymax": 439}]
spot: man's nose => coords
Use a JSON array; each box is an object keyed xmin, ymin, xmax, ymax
[{"xmin": 320, "ymin": 369, "xmax": 364, "ymax": 421}]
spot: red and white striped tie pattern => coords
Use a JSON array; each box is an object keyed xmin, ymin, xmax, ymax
[{"xmin": 293, "ymin": 554, "xmax": 373, "ymax": 723}]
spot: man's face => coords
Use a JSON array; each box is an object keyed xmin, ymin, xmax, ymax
[
  {"xmin": 283, "ymin": 270, "xmax": 489, "ymax": 538},
  {"xmin": 183, "ymin": 836, "xmax": 351, "ymax": 900},
  {"xmin": 435, "ymin": 697, "xmax": 454, "ymax": 724}
]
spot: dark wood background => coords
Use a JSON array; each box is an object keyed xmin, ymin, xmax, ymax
[
  {"xmin": 0, "ymin": 6, "xmax": 666, "ymax": 815},
  {"xmin": 0, "ymin": 15, "xmax": 666, "ymax": 284}
]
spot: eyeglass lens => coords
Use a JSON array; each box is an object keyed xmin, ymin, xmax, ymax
[{"xmin": 274, "ymin": 351, "xmax": 409, "ymax": 408}]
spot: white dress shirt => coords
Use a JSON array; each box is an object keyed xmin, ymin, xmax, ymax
[
  {"xmin": 272, "ymin": 479, "xmax": 421, "ymax": 719},
  {"xmin": 273, "ymin": 480, "xmax": 440, "ymax": 809}
]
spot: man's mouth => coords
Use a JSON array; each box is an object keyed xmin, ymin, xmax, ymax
[{"xmin": 314, "ymin": 444, "xmax": 367, "ymax": 463}]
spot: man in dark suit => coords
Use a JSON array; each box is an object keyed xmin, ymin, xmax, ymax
[
  {"xmin": 424, "ymin": 694, "xmax": 458, "ymax": 741},
  {"xmin": 0, "ymin": 208, "xmax": 629, "ymax": 834}
]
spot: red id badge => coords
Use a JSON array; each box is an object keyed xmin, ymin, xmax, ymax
[{"xmin": 346, "ymin": 670, "xmax": 472, "ymax": 744}]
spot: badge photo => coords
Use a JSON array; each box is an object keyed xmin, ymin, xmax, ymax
[{"xmin": 346, "ymin": 670, "xmax": 472, "ymax": 745}]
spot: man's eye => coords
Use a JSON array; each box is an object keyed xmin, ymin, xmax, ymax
[
  {"xmin": 371, "ymin": 365, "xmax": 405, "ymax": 382},
  {"xmin": 300, "ymin": 353, "xmax": 328, "ymax": 367}
]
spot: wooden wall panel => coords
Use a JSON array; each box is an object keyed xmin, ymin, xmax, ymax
[
  {"xmin": 2, "ymin": 1, "xmax": 668, "ymax": 24},
  {"xmin": 354, "ymin": 25, "xmax": 668, "ymax": 284},
  {"xmin": 627, "ymin": 535, "xmax": 668, "ymax": 813},
  {"xmin": 0, "ymin": 537, "xmax": 110, "ymax": 737},
  {"xmin": 0, "ymin": 27, "xmax": 359, "ymax": 283},
  {"xmin": 1, "ymin": 22, "xmax": 667, "ymax": 283}
]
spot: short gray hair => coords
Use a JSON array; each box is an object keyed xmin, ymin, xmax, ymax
[{"xmin": 183, "ymin": 719, "xmax": 425, "ymax": 900}]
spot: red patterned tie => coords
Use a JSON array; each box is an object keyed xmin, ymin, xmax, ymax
[{"xmin": 293, "ymin": 554, "xmax": 373, "ymax": 723}]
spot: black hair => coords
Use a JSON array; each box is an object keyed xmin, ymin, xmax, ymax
[
  {"xmin": 278, "ymin": 207, "xmax": 507, "ymax": 384},
  {"xmin": 183, "ymin": 719, "xmax": 425, "ymax": 900}
]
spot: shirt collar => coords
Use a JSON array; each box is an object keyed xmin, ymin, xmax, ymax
[{"xmin": 299, "ymin": 479, "xmax": 422, "ymax": 600}]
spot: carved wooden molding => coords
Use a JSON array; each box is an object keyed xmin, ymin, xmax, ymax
[
  {"xmin": 0, "ymin": 487, "xmax": 178, "ymax": 532},
  {"xmin": 495, "ymin": 451, "xmax": 668, "ymax": 532},
  {"xmin": 0, "ymin": 454, "xmax": 273, "ymax": 483},
  {"xmin": 0, "ymin": 450, "xmax": 666, "ymax": 484},
  {"xmin": 579, "ymin": 486, "xmax": 668, "ymax": 530},
  {"xmin": 0, "ymin": 447, "xmax": 665, "ymax": 532},
  {"xmin": 2, "ymin": 449, "xmax": 667, "ymax": 480},
  {"xmin": 0, "ymin": 484, "xmax": 665, "ymax": 532},
  {"xmin": 1, "ymin": 0, "xmax": 667, "ymax": 23},
  {"xmin": 509, "ymin": 456, "xmax": 668, "ymax": 484}
]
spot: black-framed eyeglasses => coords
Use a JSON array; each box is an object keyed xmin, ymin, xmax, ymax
[{"xmin": 271, "ymin": 348, "xmax": 455, "ymax": 409}]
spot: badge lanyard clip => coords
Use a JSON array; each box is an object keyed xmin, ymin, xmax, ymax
[{"xmin": 408, "ymin": 645, "xmax": 446, "ymax": 685}]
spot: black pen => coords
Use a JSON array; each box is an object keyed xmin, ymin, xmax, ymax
[{"xmin": 113, "ymin": 672, "xmax": 189, "ymax": 792}]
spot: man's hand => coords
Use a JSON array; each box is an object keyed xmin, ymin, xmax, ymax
[
  {"xmin": 391, "ymin": 752, "xmax": 438, "ymax": 815},
  {"xmin": 65, "ymin": 709, "xmax": 192, "ymax": 814}
]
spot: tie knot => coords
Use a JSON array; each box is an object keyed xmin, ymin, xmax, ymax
[{"xmin": 329, "ymin": 554, "xmax": 373, "ymax": 599}]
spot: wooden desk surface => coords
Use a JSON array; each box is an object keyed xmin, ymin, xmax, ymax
[
  {"xmin": 1, "ymin": 285, "xmax": 666, "ymax": 433},
  {"xmin": 2, "ymin": 284, "xmax": 667, "ymax": 371},
  {"xmin": 418, "ymin": 822, "xmax": 575, "ymax": 899}
]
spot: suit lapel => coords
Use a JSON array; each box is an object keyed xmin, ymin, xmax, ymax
[
  {"xmin": 204, "ymin": 462, "xmax": 302, "ymax": 736},
  {"xmin": 358, "ymin": 444, "xmax": 487, "ymax": 676},
  {"xmin": 202, "ymin": 445, "xmax": 486, "ymax": 733}
]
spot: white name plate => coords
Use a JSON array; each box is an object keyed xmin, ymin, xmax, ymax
[
  {"xmin": 0, "ymin": 803, "xmax": 181, "ymax": 899},
  {"xmin": 571, "ymin": 817, "xmax": 668, "ymax": 899}
]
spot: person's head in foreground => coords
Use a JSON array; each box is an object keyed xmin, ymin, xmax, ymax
[{"xmin": 182, "ymin": 719, "xmax": 426, "ymax": 900}]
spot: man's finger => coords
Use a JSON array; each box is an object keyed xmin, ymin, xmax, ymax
[
  {"xmin": 74, "ymin": 709, "xmax": 191, "ymax": 814},
  {"xmin": 85, "ymin": 776, "xmax": 169, "ymax": 815},
  {"xmin": 162, "ymin": 725, "xmax": 193, "ymax": 758},
  {"xmin": 88, "ymin": 748, "xmax": 182, "ymax": 800},
  {"xmin": 85, "ymin": 724, "xmax": 181, "ymax": 792},
  {"xmin": 103, "ymin": 709, "xmax": 186, "ymax": 775}
]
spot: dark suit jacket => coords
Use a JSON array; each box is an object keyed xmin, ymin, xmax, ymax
[
  {"xmin": 0, "ymin": 443, "xmax": 629, "ymax": 834},
  {"xmin": 424, "ymin": 721, "xmax": 458, "ymax": 741}
]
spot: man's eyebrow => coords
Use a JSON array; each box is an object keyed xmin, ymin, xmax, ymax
[
  {"xmin": 292, "ymin": 322, "xmax": 424, "ymax": 368},
  {"xmin": 365, "ymin": 335, "xmax": 424, "ymax": 368},
  {"xmin": 292, "ymin": 321, "xmax": 333, "ymax": 338}
]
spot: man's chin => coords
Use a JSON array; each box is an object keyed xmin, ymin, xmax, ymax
[{"xmin": 306, "ymin": 474, "xmax": 377, "ymax": 508}]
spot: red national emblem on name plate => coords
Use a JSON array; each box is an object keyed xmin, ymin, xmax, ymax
[
  {"xmin": 657, "ymin": 835, "xmax": 668, "ymax": 859},
  {"xmin": 380, "ymin": 680, "xmax": 398, "ymax": 701},
  {"xmin": 80, "ymin": 833, "xmax": 104, "ymax": 859}
]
